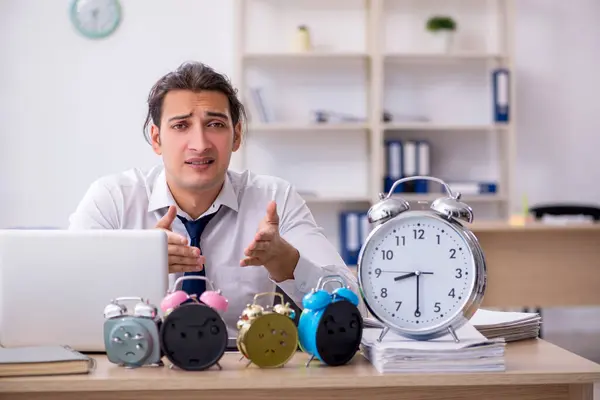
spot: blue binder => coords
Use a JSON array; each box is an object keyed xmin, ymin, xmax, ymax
[
  {"xmin": 339, "ymin": 211, "xmax": 361, "ymax": 266},
  {"xmin": 415, "ymin": 140, "xmax": 430, "ymax": 193},
  {"xmin": 492, "ymin": 68, "xmax": 510, "ymax": 123},
  {"xmin": 384, "ymin": 140, "xmax": 404, "ymax": 193}
]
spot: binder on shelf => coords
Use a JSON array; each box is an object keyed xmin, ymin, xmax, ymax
[
  {"xmin": 444, "ymin": 181, "xmax": 498, "ymax": 195},
  {"xmin": 402, "ymin": 141, "xmax": 417, "ymax": 193},
  {"xmin": 249, "ymin": 87, "xmax": 272, "ymax": 123},
  {"xmin": 339, "ymin": 211, "xmax": 372, "ymax": 266},
  {"xmin": 415, "ymin": 140, "xmax": 430, "ymax": 194},
  {"xmin": 339, "ymin": 211, "xmax": 361, "ymax": 266},
  {"xmin": 360, "ymin": 212, "xmax": 371, "ymax": 245},
  {"xmin": 492, "ymin": 68, "xmax": 510, "ymax": 123},
  {"xmin": 384, "ymin": 140, "xmax": 404, "ymax": 194}
]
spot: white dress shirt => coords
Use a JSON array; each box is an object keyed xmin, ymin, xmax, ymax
[{"xmin": 68, "ymin": 165, "xmax": 362, "ymax": 337}]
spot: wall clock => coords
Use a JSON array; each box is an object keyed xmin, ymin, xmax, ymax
[
  {"xmin": 357, "ymin": 175, "xmax": 487, "ymax": 343},
  {"xmin": 70, "ymin": 0, "xmax": 122, "ymax": 39}
]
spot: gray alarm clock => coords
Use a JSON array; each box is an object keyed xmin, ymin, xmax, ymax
[
  {"xmin": 103, "ymin": 297, "xmax": 163, "ymax": 368},
  {"xmin": 357, "ymin": 175, "xmax": 487, "ymax": 343}
]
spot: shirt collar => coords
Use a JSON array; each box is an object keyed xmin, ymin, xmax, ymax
[{"xmin": 147, "ymin": 167, "xmax": 239, "ymax": 215}]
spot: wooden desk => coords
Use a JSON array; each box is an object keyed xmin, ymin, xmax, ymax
[
  {"xmin": 1, "ymin": 339, "xmax": 600, "ymax": 400},
  {"xmin": 469, "ymin": 222, "xmax": 600, "ymax": 308}
]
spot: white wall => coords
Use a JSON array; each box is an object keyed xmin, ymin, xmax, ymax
[
  {"xmin": 1, "ymin": 0, "xmax": 599, "ymax": 234},
  {"xmin": 0, "ymin": 0, "xmax": 234, "ymax": 228},
  {"xmin": 513, "ymin": 0, "xmax": 600, "ymax": 206}
]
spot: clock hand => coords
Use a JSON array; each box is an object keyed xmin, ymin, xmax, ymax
[
  {"xmin": 394, "ymin": 271, "xmax": 433, "ymax": 281},
  {"xmin": 414, "ymin": 273, "xmax": 421, "ymax": 318},
  {"xmin": 394, "ymin": 272, "xmax": 416, "ymax": 282}
]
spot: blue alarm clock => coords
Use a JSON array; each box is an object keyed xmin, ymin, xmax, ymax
[{"xmin": 298, "ymin": 274, "xmax": 363, "ymax": 367}]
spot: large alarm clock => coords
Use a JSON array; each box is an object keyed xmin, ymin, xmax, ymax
[{"xmin": 357, "ymin": 175, "xmax": 486, "ymax": 342}]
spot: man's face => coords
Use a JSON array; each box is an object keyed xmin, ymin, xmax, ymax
[{"xmin": 150, "ymin": 89, "xmax": 241, "ymax": 193}]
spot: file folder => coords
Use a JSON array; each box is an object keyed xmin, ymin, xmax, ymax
[
  {"xmin": 384, "ymin": 140, "xmax": 404, "ymax": 193},
  {"xmin": 415, "ymin": 141, "xmax": 430, "ymax": 193},
  {"xmin": 444, "ymin": 181, "xmax": 498, "ymax": 195},
  {"xmin": 403, "ymin": 141, "xmax": 417, "ymax": 193},
  {"xmin": 339, "ymin": 211, "xmax": 361, "ymax": 266},
  {"xmin": 492, "ymin": 68, "xmax": 510, "ymax": 123},
  {"xmin": 359, "ymin": 212, "xmax": 371, "ymax": 245}
]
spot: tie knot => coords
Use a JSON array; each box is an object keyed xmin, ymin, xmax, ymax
[{"xmin": 176, "ymin": 207, "xmax": 221, "ymax": 248}]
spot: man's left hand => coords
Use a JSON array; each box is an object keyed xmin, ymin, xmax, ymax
[{"xmin": 240, "ymin": 201, "xmax": 299, "ymax": 282}]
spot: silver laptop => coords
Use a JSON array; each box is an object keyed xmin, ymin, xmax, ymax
[{"xmin": 0, "ymin": 229, "xmax": 169, "ymax": 352}]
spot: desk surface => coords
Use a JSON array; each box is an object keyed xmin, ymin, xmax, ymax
[{"xmin": 1, "ymin": 339, "xmax": 600, "ymax": 394}]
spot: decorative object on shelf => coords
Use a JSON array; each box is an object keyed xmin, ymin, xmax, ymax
[
  {"xmin": 293, "ymin": 25, "xmax": 312, "ymax": 52},
  {"xmin": 70, "ymin": 0, "xmax": 122, "ymax": 39},
  {"xmin": 311, "ymin": 110, "xmax": 364, "ymax": 124},
  {"xmin": 103, "ymin": 297, "xmax": 163, "ymax": 368},
  {"xmin": 382, "ymin": 110, "xmax": 430, "ymax": 123},
  {"xmin": 159, "ymin": 276, "xmax": 229, "ymax": 371},
  {"xmin": 298, "ymin": 275, "xmax": 363, "ymax": 367},
  {"xmin": 236, "ymin": 292, "xmax": 298, "ymax": 368},
  {"xmin": 357, "ymin": 175, "xmax": 487, "ymax": 343},
  {"xmin": 425, "ymin": 15, "xmax": 457, "ymax": 53}
]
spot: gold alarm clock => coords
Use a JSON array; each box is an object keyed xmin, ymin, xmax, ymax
[{"xmin": 236, "ymin": 292, "xmax": 298, "ymax": 368}]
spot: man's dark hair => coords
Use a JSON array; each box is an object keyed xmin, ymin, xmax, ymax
[{"xmin": 143, "ymin": 61, "xmax": 246, "ymax": 144}]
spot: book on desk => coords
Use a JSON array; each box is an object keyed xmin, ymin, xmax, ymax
[{"xmin": 0, "ymin": 345, "xmax": 95, "ymax": 377}]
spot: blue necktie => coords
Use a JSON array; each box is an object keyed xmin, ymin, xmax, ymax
[{"xmin": 177, "ymin": 207, "xmax": 220, "ymax": 298}]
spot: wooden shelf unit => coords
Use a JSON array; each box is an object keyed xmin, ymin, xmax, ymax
[{"xmin": 233, "ymin": 0, "xmax": 517, "ymax": 230}]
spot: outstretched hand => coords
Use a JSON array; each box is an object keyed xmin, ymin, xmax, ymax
[
  {"xmin": 240, "ymin": 201, "xmax": 299, "ymax": 282},
  {"xmin": 156, "ymin": 205, "xmax": 205, "ymax": 274}
]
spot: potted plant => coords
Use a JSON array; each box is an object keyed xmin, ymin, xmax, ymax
[{"xmin": 425, "ymin": 15, "xmax": 457, "ymax": 53}]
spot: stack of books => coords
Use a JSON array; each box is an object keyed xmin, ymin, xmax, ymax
[
  {"xmin": 470, "ymin": 308, "xmax": 542, "ymax": 342},
  {"xmin": 361, "ymin": 323, "xmax": 506, "ymax": 374}
]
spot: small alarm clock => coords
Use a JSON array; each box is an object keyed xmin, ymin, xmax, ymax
[
  {"xmin": 357, "ymin": 175, "xmax": 487, "ymax": 343},
  {"xmin": 103, "ymin": 297, "xmax": 163, "ymax": 368},
  {"xmin": 159, "ymin": 276, "xmax": 229, "ymax": 371},
  {"xmin": 236, "ymin": 292, "xmax": 298, "ymax": 368},
  {"xmin": 298, "ymin": 274, "xmax": 363, "ymax": 367}
]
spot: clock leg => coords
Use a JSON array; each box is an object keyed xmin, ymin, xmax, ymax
[
  {"xmin": 377, "ymin": 326, "xmax": 390, "ymax": 342},
  {"xmin": 448, "ymin": 326, "xmax": 460, "ymax": 343},
  {"xmin": 305, "ymin": 354, "xmax": 315, "ymax": 367}
]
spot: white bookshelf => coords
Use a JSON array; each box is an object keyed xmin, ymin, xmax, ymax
[{"xmin": 233, "ymin": 0, "xmax": 516, "ymax": 250}]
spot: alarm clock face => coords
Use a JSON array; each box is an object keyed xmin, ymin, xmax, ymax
[
  {"xmin": 358, "ymin": 212, "xmax": 481, "ymax": 336},
  {"xmin": 70, "ymin": 0, "xmax": 122, "ymax": 39},
  {"xmin": 159, "ymin": 304, "xmax": 227, "ymax": 371},
  {"xmin": 243, "ymin": 313, "xmax": 298, "ymax": 368}
]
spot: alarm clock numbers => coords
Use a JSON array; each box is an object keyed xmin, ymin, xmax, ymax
[{"xmin": 360, "ymin": 215, "xmax": 475, "ymax": 335}]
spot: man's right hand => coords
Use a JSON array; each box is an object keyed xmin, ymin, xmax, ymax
[{"xmin": 155, "ymin": 205, "xmax": 205, "ymax": 274}]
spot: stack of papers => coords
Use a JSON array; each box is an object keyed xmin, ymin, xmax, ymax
[
  {"xmin": 363, "ymin": 307, "xmax": 542, "ymax": 343},
  {"xmin": 470, "ymin": 308, "xmax": 541, "ymax": 342},
  {"xmin": 361, "ymin": 323, "xmax": 505, "ymax": 373}
]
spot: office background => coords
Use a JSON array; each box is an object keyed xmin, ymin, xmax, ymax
[{"xmin": 1, "ymin": 0, "xmax": 599, "ymax": 365}]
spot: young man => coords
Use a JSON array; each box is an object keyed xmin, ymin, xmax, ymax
[{"xmin": 68, "ymin": 61, "xmax": 362, "ymax": 335}]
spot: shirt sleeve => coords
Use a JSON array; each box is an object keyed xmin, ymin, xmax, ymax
[
  {"xmin": 273, "ymin": 184, "xmax": 368, "ymax": 316},
  {"xmin": 68, "ymin": 180, "xmax": 121, "ymax": 230}
]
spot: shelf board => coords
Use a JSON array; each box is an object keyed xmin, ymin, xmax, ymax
[
  {"xmin": 384, "ymin": 52, "xmax": 508, "ymax": 62},
  {"xmin": 301, "ymin": 195, "xmax": 372, "ymax": 205},
  {"xmin": 249, "ymin": 122, "xmax": 369, "ymax": 132},
  {"xmin": 392, "ymin": 193, "xmax": 506, "ymax": 203},
  {"xmin": 383, "ymin": 123, "xmax": 509, "ymax": 132},
  {"xmin": 243, "ymin": 52, "xmax": 369, "ymax": 62}
]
